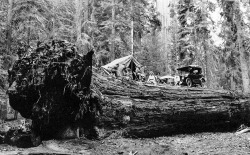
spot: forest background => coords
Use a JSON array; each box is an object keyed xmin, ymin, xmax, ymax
[{"xmin": 1, "ymin": 0, "xmax": 250, "ymax": 94}]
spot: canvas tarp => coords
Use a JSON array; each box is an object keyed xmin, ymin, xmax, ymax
[{"xmin": 101, "ymin": 55, "xmax": 142, "ymax": 72}]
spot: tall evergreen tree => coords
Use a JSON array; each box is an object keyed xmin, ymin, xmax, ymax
[{"xmin": 218, "ymin": 0, "xmax": 250, "ymax": 93}]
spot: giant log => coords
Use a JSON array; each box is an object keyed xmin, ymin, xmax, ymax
[{"xmin": 93, "ymin": 73, "xmax": 250, "ymax": 138}]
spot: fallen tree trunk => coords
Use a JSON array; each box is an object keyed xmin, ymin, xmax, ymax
[{"xmin": 93, "ymin": 73, "xmax": 250, "ymax": 137}]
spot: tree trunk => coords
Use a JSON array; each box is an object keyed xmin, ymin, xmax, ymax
[
  {"xmin": 130, "ymin": 0, "xmax": 134, "ymax": 55},
  {"xmin": 93, "ymin": 73, "xmax": 250, "ymax": 138},
  {"xmin": 90, "ymin": 0, "xmax": 95, "ymax": 21},
  {"xmin": 230, "ymin": 71, "xmax": 235, "ymax": 91},
  {"xmin": 84, "ymin": 0, "xmax": 89, "ymax": 33},
  {"xmin": 75, "ymin": 0, "xmax": 82, "ymax": 54},
  {"xmin": 0, "ymin": 92, "xmax": 7, "ymax": 120},
  {"xmin": 50, "ymin": 4, "xmax": 55, "ymax": 39},
  {"xmin": 236, "ymin": 3, "xmax": 250, "ymax": 95},
  {"xmin": 111, "ymin": 0, "xmax": 115, "ymax": 60},
  {"xmin": 204, "ymin": 44, "xmax": 211, "ymax": 88},
  {"xmin": 239, "ymin": 42, "xmax": 249, "ymax": 94},
  {"xmin": 2, "ymin": 0, "xmax": 14, "ymax": 120},
  {"xmin": 6, "ymin": 0, "xmax": 13, "ymax": 55},
  {"xmin": 27, "ymin": 17, "xmax": 31, "ymax": 46}
]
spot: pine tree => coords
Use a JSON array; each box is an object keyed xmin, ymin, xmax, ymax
[{"xmin": 218, "ymin": 0, "xmax": 250, "ymax": 93}]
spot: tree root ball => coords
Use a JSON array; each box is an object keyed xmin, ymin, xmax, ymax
[{"xmin": 7, "ymin": 40, "xmax": 102, "ymax": 145}]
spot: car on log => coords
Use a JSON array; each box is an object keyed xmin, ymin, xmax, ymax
[{"xmin": 177, "ymin": 65, "xmax": 205, "ymax": 87}]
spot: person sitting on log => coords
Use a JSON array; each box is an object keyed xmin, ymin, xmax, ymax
[
  {"xmin": 121, "ymin": 64, "xmax": 127, "ymax": 76},
  {"xmin": 124, "ymin": 68, "xmax": 133, "ymax": 80},
  {"xmin": 174, "ymin": 75, "xmax": 180, "ymax": 86},
  {"xmin": 147, "ymin": 71, "xmax": 157, "ymax": 85},
  {"xmin": 111, "ymin": 64, "xmax": 119, "ymax": 78},
  {"xmin": 117, "ymin": 64, "xmax": 126, "ymax": 79},
  {"xmin": 134, "ymin": 67, "xmax": 141, "ymax": 81},
  {"xmin": 155, "ymin": 72, "xmax": 161, "ymax": 83},
  {"xmin": 140, "ymin": 66, "xmax": 146, "ymax": 82}
]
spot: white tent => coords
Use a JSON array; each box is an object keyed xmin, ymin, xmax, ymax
[{"xmin": 101, "ymin": 55, "xmax": 142, "ymax": 72}]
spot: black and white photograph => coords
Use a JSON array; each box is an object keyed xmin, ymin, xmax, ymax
[{"xmin": 1, "ymin": 0, "xmax": 250, "ymax": 154}]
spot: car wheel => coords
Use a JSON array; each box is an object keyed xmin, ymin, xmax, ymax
[{"xmin": 186, "ymin": 78, "xmax": 192, "ymax": 87}]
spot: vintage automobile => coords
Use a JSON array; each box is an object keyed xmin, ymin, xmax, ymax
[{"xmin": 177, "ymin": 65, "xmax": 205, "ymax": 87}]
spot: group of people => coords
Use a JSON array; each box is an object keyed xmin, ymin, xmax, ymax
[
  {"xmin": 108, "ymin": 63, "xmax": 184, "ymax": 86},
  {"xmin": 110, "ymin": 64, "xmax": 146, "ymax": 81},
  {"xmin": 109, "ymin": 63, "xmax": 161, "ymax": 86}
]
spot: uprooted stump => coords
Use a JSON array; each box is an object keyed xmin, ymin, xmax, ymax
[{"xmin": 7, "ymin": 40, "xmax": 101, "ymax": 146}]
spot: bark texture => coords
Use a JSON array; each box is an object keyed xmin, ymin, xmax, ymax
[
  {"xmin": 93, "ymin": 73, "xmax": 250, "ymax": 138},
  {"xmin": 6, "ymin": 0, "xmax": 13, "ymax": 55}
]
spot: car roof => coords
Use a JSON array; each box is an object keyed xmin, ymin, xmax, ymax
[{"xmin": 177, "ymin": 65, "xmax": 202, "ymax": 71}]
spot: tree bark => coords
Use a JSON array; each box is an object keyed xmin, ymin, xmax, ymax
[
  {"xmin": 235, "ymin": 3, "xmax": 250, "ymax": 95},
  {"xmin": 230, "ymin": 70, "xmax": 235, "ymax": 91},
  {"xmin": 204, "ymin": 44, "xmax": 211, "ymax": 88},
  {"xmin": 75, "ymin": 0, "xmax": 83, "ymax": 54},
  {"xmin": 6, "ymin": 0, "xmax": 13, "ymax": 55},
  {"xmin": 84, "ymin": 0, "xmax": 89, "ymax": 33},
  {"xmin": 2, "ymin": 0, "xmax": 14, "ymax": 120},
  {"xmin": 111, "ymin": 0, "xmax": 115, "ymax": 60},
  {"xmin": 0, "ymin": 91, "xmax": 7, "ymax": 120},
  {"xmin": 130, "ymin": 0, "xmax": 134, "ymax": 55},
  {"xmin": 239, "ymin": 40, "xmax": 250, "ymax": 94},
  {"xmin": 27, "ymin": 17, "xmax": 31, "ymax": 46},
  {"xmin": 90, "ymin": 0, "xmax": 95, "ymax": 22},
  {"xmin": 93, "ymin": 73, "xmax": 250, "ymax": 137}
]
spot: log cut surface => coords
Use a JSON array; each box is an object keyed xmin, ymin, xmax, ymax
[{"xmin": 93, "ymin": 72, "xmax": 250, "ymax": 138}]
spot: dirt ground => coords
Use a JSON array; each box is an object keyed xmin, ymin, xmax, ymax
[{"xmin": 1, "ymin": 131, "xmax": 250, "ymax": 155}]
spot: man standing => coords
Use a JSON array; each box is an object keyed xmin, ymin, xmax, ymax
[
  {"xmin": 117, "ymin": 64, "xmax": 126, "ymax": 78},
  {"xmin": 111, "ymin": 64, "xmax": 119, "ymax": 77}
]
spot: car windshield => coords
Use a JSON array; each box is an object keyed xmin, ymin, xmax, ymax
[
  {"xmin": 178, "ymin": 70, "xmax": 189, "ymax": 76},
  {"xmin": 190, "ymin": 68, "xmax": 201, "ymax": 74},
  {"xmin": 192, "ymin": 70, "xmax": 198, "ymax": 74}
]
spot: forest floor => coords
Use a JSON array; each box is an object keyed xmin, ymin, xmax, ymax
[{"xmin": 1, "ymin": 124, "xmax": 250, "ymax": 155}]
